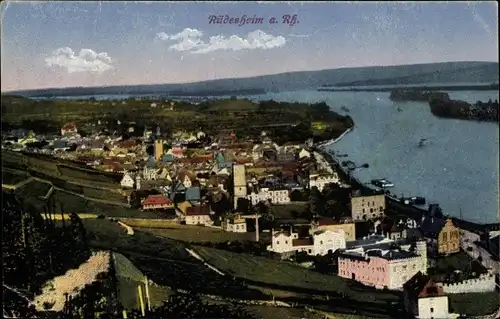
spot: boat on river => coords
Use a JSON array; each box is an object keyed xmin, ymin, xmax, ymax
[
  {"xmin": 401, "ymin": 196, "xmax": 426, "ymax": 206},
  {"xmin": 371, "ymin": 178, "xmax": 394, "ymax": 188}
]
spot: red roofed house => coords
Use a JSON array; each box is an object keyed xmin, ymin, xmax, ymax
[
  {"xmin": 403, "ymin": 272, "xmax": 449, "ymax": 319},
  {"xmin": 61, "ymin": 123, "xmax": 78, "ymax": 136},
  {"xmin": 142, "ymin": 194, "xmax": 174, "ymax": 210},
  {"xmin": 185, "ymin": 205, "xmax": 212, "ymax": 225}
]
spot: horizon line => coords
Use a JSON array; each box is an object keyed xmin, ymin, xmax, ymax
[{"xmin": 2, "ymin": 60, "xmax": 498, "ymax": 94}]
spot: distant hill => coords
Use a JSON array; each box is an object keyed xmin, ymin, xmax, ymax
[
  {"xmin": 3, "ymin": 61, "xmax": 499, "ymax": 97},
  {"xmin": 330, "ymin": 64, "xmax": 499, "ymax": 87}
]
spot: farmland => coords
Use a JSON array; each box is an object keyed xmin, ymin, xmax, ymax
[
  {"xmin": 449, "ymin": 292, "xmax": 500, "ymax": 316},
  {"xmin": 2, "ymin": 169, "xmax": 30, "ymax": 186},
  {"xmin": 136, "ymin": 224, "xmax": 271, "ymax": 244}
]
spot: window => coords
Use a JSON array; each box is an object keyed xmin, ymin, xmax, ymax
[
  {"xmin": 320, "ymin": 241, "xmax": 323, "ymax": 244},
  {"xmin": 308, "ymin": 249, "xmax": 312, "ymax": 253},
  {"xmin": 430, "ymin": 308, "xmax": 434, "ymax": 313},
  {"xmin": 277, "ymin": 241, "xmax": 280, "ymax": 245},
  {"xmin": 285, "ymin": 240, "xmax": 288, "ymax": 244},
  {"xmin": 379, "ymin": 206, "xmax": 384, "ymax": 212},
  {"xmin": 443, "ymin": 232, "xmax": 447, "ymax": 241}
]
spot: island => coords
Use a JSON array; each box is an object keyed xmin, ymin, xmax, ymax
[
  {"xmin": 429, "ymin": 98, "xmax": 499, "ymax": 122},
  {"xmin": 389, "ymin": 89, "xmax": 450, "ymax": 102}
]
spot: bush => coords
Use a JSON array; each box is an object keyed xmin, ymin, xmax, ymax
[{"xmin": 97, "ymin": 214, "xmax": 106, "ymax": 219}]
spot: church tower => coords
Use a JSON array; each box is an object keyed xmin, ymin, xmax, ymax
[
  {"xmin": 233, "ymin": 164, "xmax": 247, "ymax": 209},
  {"xmin": 154, "ymin": 139, "xmax": 164, "ymax": 162}
]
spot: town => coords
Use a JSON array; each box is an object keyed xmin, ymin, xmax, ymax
[{"xmin": 2, "ymin": 108, "xmax": 499, "ymax": 319}]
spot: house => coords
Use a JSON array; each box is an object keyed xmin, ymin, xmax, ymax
[
  {"xmin": 267, "ymin": 229, "xmax": 346, "ymax": 256},
  {"xmin": 338, "ymin": 240, "xmax": 427, "ymax": 290},
  {"xmin": 143, "ymin": 156, "xmax": 158, "ymax": 180},
  {"xmin": 420, "ymin": 215, "xmax": 460, "ymax": 255},
  {"xmin": 350, "ymin": 192, "xmax": 386, "ymax": 221},
  {"xmin": 247, "ymin": 187, "xmax": 290, "ymax": 205},
  {"xmin": 298, "ymin": 148, "xmax": 311, "ymax": 159},
  {"xmin": 177, "ymin": 171, "xmax": 196, "ymax": 188},
  {"xmin": 142, "ymin": 194, "xmax": 174, "ymax": 210},
  {"xmin": 185, "ymin": 205, "xmax": 212, "ymax": 225},
  {"xmin": 161, "ymin": 149, "xmax": 174, "ymax": 163},
  {"xmin": 309, "ymin": 173, "xmax": 340, "ymax": 191},
  {"xmin": 61, "ymin": 123, "xmax": 78, "ymax": 136},
  {"xmin": 171, "ymin": 146, "xmax": 185, "ymax": 158},
  {"xmin": 312, "ymin": 218, "xmax": 356, "ymax": 242},
  {"xmin": 185, "ymin": 187, "xmax": 201, "ymax": 203},
  {"xmin": 176, "ymin": 201, "xmax": 192, "ymax": 217},
  {"xmin": 403, "ymin": 272, "xmax": 449, "ymax": 319},
  {"xmin": 120, "ymin": 172, "xmax": 135, "ymax": 189},
  {"xmin": 223, "ymin": 214, "xmax": 247, "ymax": 233}
]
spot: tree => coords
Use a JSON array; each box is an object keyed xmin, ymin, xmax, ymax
[
  {"xmin": 308, "ymin": 186, "xmax": 325, "ymax": 219},
  {"xmin": 236, "ymin": 198, "xmax": 251, "ymax": 213}
]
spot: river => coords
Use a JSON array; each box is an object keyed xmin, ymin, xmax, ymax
[{"xmin": 247, "ymin": 90, "xmax": 499, "ymax": 224}]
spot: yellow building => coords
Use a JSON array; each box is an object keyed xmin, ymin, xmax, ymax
[
  {"xmin": 350, "ymin": 193, "xmax": 386, "ymax": 221},
  {"xmin": 154, "ymin": 139, "xmax": 164, "ymax": 161},
  {"xmin": 312, "ymin": 218, "xmax": 356, "ymax": 242},
  {"xmin": 437, "ymin": 218, "xmax": 460, "ymax": 255}
]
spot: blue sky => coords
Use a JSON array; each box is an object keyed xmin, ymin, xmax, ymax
[{"xmin": 1, "ymin": 1, "xmax": 498, "ymax": 91}]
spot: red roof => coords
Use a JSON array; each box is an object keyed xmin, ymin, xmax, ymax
[
  {"xmin": 142, "ymin": 194, "xmax": 172, "ymax": 206},
  {"xmin": 186, "ymin": 205, "xmax": 210, "ymax": 216},
  {"xmin": 62, "ymin": 123, "xmax": 77, "ymax": 131},
  {"xmin": 116, "ymin": 140, "xmax": 138, "ymax": 148}
]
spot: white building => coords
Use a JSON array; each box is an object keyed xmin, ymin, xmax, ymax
[
  {"xmin": 403, "ymin": 272, "xmax": 450, "ymax": 319},
  {"xmin": 298, "ymin": 148, "xmax": 311, "ymax": 159},
  {"xmin": 222, "ymin": 215, "xmax": 247, "ymax": 233},
  {"xmin": 247, "ymin": 187, "xmax": 290, "ymax": 205},
  {"xmin": 309, "ymin": 173, "xmax": 340, "ymax": 192},
  {"xmin": 120, "ymin": 172, "xmax": 135, "ymax": 189},
  {"xmin": 267, "ymin": 229, "xmax": 346, "ymax": 256}
]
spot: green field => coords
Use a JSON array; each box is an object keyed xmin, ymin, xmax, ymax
[
  {"xmin": 449, "ymin": 291, "xmax": 500, "ymax": 316},
  {"xmin": 269, "ymin": 202, "xmax": 309, "ymax": 219},
  {"xmin": 2, "ymin": 170, "xmax": 30, "ymax": 185},
  {"xmin": 15, "ymin": 179, "xmax": 52, "ymax": 198},
  {"xmin": 137, "ymin": 225, "xmax": 271, "ymax": 244}
]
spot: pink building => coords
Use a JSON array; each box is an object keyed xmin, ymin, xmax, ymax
[
  {"xmin": 338, "ymin": 244, "xmax": 427, "ymax": 290},
  {"xmin": 338, "ymin": 251, "xmax": 390, "ymax": 289}
]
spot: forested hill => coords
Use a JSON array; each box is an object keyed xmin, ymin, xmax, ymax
[{"xmin": 3, "ymin": 61, "xmax": 498, "ymax": 97}]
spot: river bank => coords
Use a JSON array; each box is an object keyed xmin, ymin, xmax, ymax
[{"xmin": 312, "ymin": 136, "xmax": 499, "ymax": 234}]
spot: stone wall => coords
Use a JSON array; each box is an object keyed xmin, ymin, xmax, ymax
[{"xmin": 442, "ymin": 274, "xmax": 496, "ymax": 294}]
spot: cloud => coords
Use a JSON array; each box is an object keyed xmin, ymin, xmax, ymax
[
  {"xmin": 156, "ymin": 28, "xmax": 286, "ymax": 54},
  {"xmin": 45, "ymin": 47, "xmax": 113, "ymax": 74}
]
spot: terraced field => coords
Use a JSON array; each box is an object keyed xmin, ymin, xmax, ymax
[
  {"xmin": 137, "ymin": 225, "xmax": 271, "ymax": 243},
  {"xmin": 15, "ymin": 179, "xmax": 52, "ymax": 198},
  {"xmin": 2, "ymin": 170, "xmax": 30, "ymax": 185}
]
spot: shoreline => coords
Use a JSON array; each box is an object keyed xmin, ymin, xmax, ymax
[{"xmin": 312, "ymin": 130, "xmax": 499, "ymax": 234}]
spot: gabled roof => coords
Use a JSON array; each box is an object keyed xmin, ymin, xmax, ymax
[
  {"xmin": 403, "ymin": 271, "xmax": 446, "ymax": 301},
  {"xmin": 186, "ymin": 205, "xmax": 210, "ymax": 216},
  {"xmin": 142, "ymin": 194, "xmax": 172, "ymax": 206},
  {"xmin": 145, "ymin": 156, "xmax": 157, "ymax": 168},
  {"xmin": 62, "ymin": 123, "xmax": 77, "ymax": 131}
]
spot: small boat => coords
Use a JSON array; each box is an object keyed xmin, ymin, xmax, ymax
[
  {"xmin": 418, "ymin": 138, "xmax": 429, "ymax": 147},
  {"xmin": 341, "ymin": 106, "xmax": 350, "ymax": 112},
  {"xmin": 371, "ymin": 178, "xmax": 394, "ymax": 188},
  {"xmin": 401, "ymin": 196, "xmax": 426, "ymax": 206},
  {"xmin": 397, "ymin": 107, "xmax": 402, "ymax": 112}
]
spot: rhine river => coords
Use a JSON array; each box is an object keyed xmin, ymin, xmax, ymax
[{"xmin": 248, "ymin": 90, "xmax": 499, "ymax": 224}]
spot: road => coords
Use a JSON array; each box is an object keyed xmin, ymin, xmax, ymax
[{"xmin": 460, "ymin": 229, "xmax": 499, "ymax": 275}]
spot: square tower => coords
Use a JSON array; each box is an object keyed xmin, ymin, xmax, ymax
[
  {"xmin": 233, "ymin": 164, "xmax": 247, "ymax": 209},
  {"xmin": 154, "ymin": 139, "xmax": 164, "ymax": 162}
]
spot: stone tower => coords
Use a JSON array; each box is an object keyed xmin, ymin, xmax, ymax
[
  {"xmin": 233, "ymin": 164, "xmax": 247, "ymax": 209},
  {"xmin": 135, "ymin": 175, "xmax": 142, "ymax": 190},
  {"xmin": 415, "ymin": 240, "xmax": 428, "ymax": 270}
]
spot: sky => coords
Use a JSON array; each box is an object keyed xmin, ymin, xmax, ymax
[{"xmin": 1, "ymin": 1, "xmax": 498, "ymax": 91}]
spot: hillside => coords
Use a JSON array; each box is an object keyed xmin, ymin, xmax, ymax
[{"xmin": 3, "ymin": 61, "xmax": 498, "ymax": 97}]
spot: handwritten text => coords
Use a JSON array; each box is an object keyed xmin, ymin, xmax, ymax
[{"xmin": 208, "ymin": 14, "xmax": 299, "ymax": 26}]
